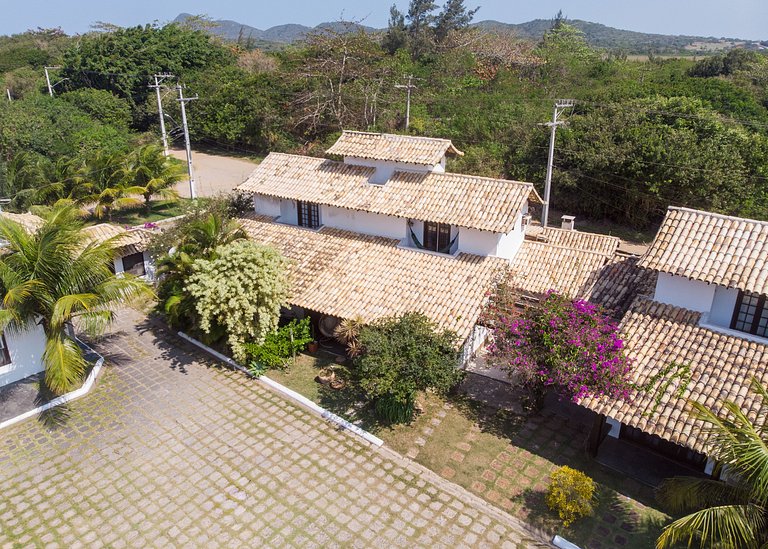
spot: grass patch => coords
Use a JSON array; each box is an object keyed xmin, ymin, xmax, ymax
[
  {"xmin": 97, "ymin": 199, "xmax": 189, "ymax": 226},
  {"xmin": 264, "ymin": 351, "xmax": 382, "ymax": 432}
]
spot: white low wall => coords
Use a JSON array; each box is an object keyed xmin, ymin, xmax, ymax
[{"xmin": 0, "ymin": 325, "xmax": 47, "ymax": 387}]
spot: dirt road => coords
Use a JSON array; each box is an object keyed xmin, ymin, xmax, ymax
[{"xmin": 170, "ymin": 149, "xmax": 258, "ymax": 198}]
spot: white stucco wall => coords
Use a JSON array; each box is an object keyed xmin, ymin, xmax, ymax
[
  {"xmin": 458, "ymin": 228, "xmax": 499, "ymax": 256},
  {"xmin": 254, "ymin": 195, "xmax": 282, "ymax": 218},
  {"xmin": 654, "ymin": 273, "xmax": 716, "ymax": 313},
  {"xmin": 0, "ymin": 324, "xmax": 47, "ymax": 387},
  {"xmin": 322, "ymin": 205, "xmax": 406, "ymax": 239},
  {"xmin": 343, "ymin": 157, "xmax": 443, "ymax": 183},
  {"xmin": 279, "ymin": 199, "xmax": 299, "ymax": 225},
  {"xmin": 708, "ymin": 285, "xmax": 739, "ymax": 327}
]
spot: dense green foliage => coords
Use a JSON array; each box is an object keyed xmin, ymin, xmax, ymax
[
  {"xmin": 60, "ymin": 23, "xmax": 233, "ymax": 128},
  {"xmin": 0, "ymin": 206, "xmax": 153, "ymax": 394},
  {"xmin": 2, "ymin": 11, "xmax": 767, "ymax": 229},
  {"xmin": 655, "ymin": 378, "xmax": 768, "ymax": 549},
  {"xmin": 354, "ymin": 312, "xmax": 463, "ymax": 424},
  {"xmin": 244, "ymin": 317, "xmax": 313, "ymax": 371},
  {"xmin": 153, "ymin": 205, "xmax": 247, "ymax": 334}
]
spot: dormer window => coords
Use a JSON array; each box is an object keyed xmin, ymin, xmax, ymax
[
  {"xmin": 423, "ymin": 221, "xmax": 452, "ymax": 253},
  {"xmin": 731, "ymin": 291, "xmax": 768, "ymax": 338},
  {"xmin": 297, "ymin": 200, "xmax": 320, "ymax": 229}
]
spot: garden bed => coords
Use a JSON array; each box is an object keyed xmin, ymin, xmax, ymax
[{"xmin": 264, "ymin": 351, "xmax": 382, "ymax": 432}]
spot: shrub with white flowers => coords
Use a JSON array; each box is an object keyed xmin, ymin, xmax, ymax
[{"xmin": 185, "ymin": 240, "xmax": 291, "ymax": 362}]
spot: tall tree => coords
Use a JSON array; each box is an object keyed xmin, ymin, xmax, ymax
[
  {"xmin": 382, "ymin": 4, "xmax": 409, "ymax": 54},
  {"xmin": 434, "ymin": 0, "xmax": 479, "ymax": 43},
  {"xmin": 406, "ymin": 0, "xmax": 438, "ymax": 58},
  {"xmin": 655, "ymin": 377, "xmax": 768, "ymax": 549},
  {"xmin": 0, "ymin": 206, "xmax": 153, "ymax": 393}
]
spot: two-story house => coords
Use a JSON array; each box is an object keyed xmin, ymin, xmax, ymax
[
  {"xmin": 580, "ymin": 207, "xmax": 768, "ymax": 481},
  {"xmin": 235, "ymin": 131, "xmax": 542, "ymax": 353}
]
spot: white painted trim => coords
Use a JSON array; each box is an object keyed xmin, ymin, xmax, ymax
[
  {"xmin": 699, "ymin": 319, "xmax": 768, "ymax": 345},
  {"xmin": 0, "ymin": 336, "xmax": 104, "ymax": 431},
  {"xmin": 177, "ymin": 331, "xmax": 384, "ymax": 447},
  {"xmin": 553, "ymin": 535, "xmax": 582, "ymax": 549},
  {"xmin": 605, "ymin": 416, "xmax": 621, "ymax": 438}
]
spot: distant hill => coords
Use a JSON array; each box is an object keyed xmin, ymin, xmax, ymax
[
  {"xmin": 473, "ymin": 19, "xmax": 760, "ymax": 53},
  {"xmin": 173, "ymin": 13, "xmax": 375, "ymax": 45},
  {"xmin": 174, "ymin": 13, "xmax": 763, "ymax": 54}
]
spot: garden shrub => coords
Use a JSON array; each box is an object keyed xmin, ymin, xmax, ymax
[
  {"xmin": 546, "ymin": 466, "xmax": 596, "ymax": 527},
  {"xmin": 244, "ymin": 317, "xmax": 313, "ymax": 370},
  {"xmin": 354, "ymin": 312, "xmax": 463, "ymax": 424},
  {"xmin": 486, "ymin": 289, "xmax": 634, "ymax": 406},
  {"xmin": 185, "ymin": 240, "xmax": 290, "ymax": 362}
]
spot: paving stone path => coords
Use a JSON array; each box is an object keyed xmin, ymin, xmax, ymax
[{"xmin": 0, "ymin": 311, "xmax": 547, "ymax": 548}]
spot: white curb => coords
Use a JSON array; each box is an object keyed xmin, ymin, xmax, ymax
[
  {"xmin": 177, "ymin": 331, "xmax": 384, "ymax": 447},
  {"xmin": 0, "ymin": 337, "xmax": 105, "ymax": 431}
]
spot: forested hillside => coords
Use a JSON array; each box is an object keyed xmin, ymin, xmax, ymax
[{"xmin": 1, "ymin": 5, "xmax": 767, "ymax": 229}]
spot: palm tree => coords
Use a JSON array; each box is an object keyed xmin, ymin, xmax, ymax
[
  {"xmin": 75, "ymin": 150, "xmax": 142, "ymax": 220},
  {"xmin": 656, "ymin": 377, "xmax": 768, "ymax": 549},
  {"xmin": 157, "ymin": 212, "xmax": 246, "ymax": 331},
  {"xmin": 0, "ymin": 205, "xmax": 154, "ymax": 394},
  {"xmin": 124, "ymin": 144, "xmax": 185, "ymax": 211}
]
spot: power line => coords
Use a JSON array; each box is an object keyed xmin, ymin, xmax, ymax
[
  {"xmin": 149, "ymin": 73, "xmax": 175, "ymax": 157},
  {"xmin": 176, "ymin": 85, "xmax": 198, "ymax": 199},
  {"xmin": 394, "ymin": 75, "xmax": 417, "ymax": 131},
  {"xmin": 540, "ymin": 99, "xmax": 574, "ymax": 228}
]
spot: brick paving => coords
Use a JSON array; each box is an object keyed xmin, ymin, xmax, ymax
[{"xmin": 0, "ymin": 311, "xmax": 546, "ymax": 548}]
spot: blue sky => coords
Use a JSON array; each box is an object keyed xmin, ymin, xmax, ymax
[{"xmin": 2, "ymin": 0, "xmax": 765, "ymax": 40}]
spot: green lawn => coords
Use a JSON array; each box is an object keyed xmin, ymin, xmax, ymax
[{"xmin": 104, "ymin": 199, "xmax": 189, "ymax": 226}]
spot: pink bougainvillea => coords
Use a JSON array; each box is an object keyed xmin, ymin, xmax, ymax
[{"xmin": 487, "ymin": 291, "xmax": 634, "ymax": 402}]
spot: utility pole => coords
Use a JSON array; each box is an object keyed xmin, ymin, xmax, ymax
[
  {"xmin": 6, "ymin": 89, "xmax": 10, "ymax": 101},
  {"xmin": 541, "ymin": 99, "xmax": 575, "ymax": 227},
  {"xmin": 149, "ymin": 73, "xmax": 174, "ymax": 156},
  {"xmin": 44, "ymin": 66, "xmax": 65, "ymax": 97},
  {"xmin": 395, "ymin": 75, "xmax": 417, "ymax": 130},
  {"xmin": 176, "ymin": 85, "xmax": 198, "ymax": 199},
  {"xmin": 44, "ymin": 66, "xmax": 55, "ymax": 96}
]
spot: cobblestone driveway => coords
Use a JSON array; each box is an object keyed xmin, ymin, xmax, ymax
[{"xmin": 0, "ymin": 311, "xmax": 544, "ymax": 548}]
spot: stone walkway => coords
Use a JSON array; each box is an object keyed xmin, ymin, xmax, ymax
[{"xmin": 0, "ymin": 311, "xmax": 547, "ymax": 548}]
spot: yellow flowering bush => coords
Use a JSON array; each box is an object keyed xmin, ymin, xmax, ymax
[
  {"xmin": 546, "ymin": 466, "xmax": 596, "ymax": 527},
  {"xmin": 185, "ymin": 240, "xmax": 290, "ymax": 362}
]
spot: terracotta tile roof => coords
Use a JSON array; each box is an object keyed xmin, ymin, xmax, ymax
[
  {"xmin": 237, "ymin": 153, "xmax": 540, "ymax": 233},
  {"xmin": 527, "ymin": 226, "xmax": 620, "ymax": 257},
  {"xmin": 509, "ymin": 228, "xmax": 620, "ymax": 298},
  {"xmin": 326, "ymin": 131, "xmax": 463, "ymax": 165},
  {"xmin": 83, "ymin": 224, "xmax": 152, "ymax": 255},
  {"xmin": 0, "ymin": 212, "xmax": 44, "ymax": 233},
  {"xmin": 237, "ymin": 214, "xmax": 508, "ymax": 342},
  {"xmin": 588, "ymin": 255, "xmax": 658, "ymax": 317},
  {"xmin": 580, "ymin": 297, "xmax": 768, "ymax": 455},
  {"xmin": 638, "ymin": 207, "xmax": 768, "ymax": 295}
]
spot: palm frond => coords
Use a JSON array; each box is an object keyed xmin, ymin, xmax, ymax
[
  {"xmin": 657, "ymin": 476, "xmax": 753, "ymax": 514},
  {"xmin": 655, "ymin": 504, "xmax": 767, "ymax": 549},
  {"xmin": 42, "ymin": 334, "xmax": 88, "ymax": 395}
]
